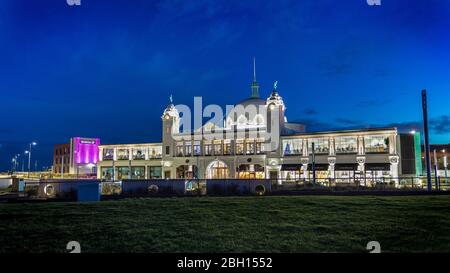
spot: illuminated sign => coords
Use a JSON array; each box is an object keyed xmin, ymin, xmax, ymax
[{"xmin": 72, "ymin": 137, "xmax": 100, "ymax": 164}]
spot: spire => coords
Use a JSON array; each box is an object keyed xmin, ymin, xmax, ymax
[
  {"xmin": 253, "ymin": 57, "xmax": 256, "ymax": 82},
  {"xmin": 251, "ymin": 57, "xmax": 259, "ymax": 98}
]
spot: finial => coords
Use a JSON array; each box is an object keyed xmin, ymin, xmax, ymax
[
  {"xmin": 253, "ymin": 57, "xmax": 256, "ymax": 82},
  {"xmin": 274, "ymin": 81, "xmax": 278, "ymax": 90},
  {"xmin": 169, "ymin": 94, "xmax": 173, "ymax": 104}
]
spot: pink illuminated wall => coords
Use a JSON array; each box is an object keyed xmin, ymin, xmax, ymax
[{"xmin": 72, "ymin": 137, "xmax": 100, "ymax": 164}]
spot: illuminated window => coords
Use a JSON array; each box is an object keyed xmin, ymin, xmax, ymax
[
  {"xmin": 149, "ymin": 146, "xmax": 162, "ymax": 159},
  {"xmin": 256, "ymin": 138, "xmax": 265, "ymax": 154},
  {"xmin": 224, "ymin": 140, "xmax": 231, "ymax": 155},
  {"xmin": 131, "ymin": 166, "xmax": 145, "ymax": 179},
  {"xmin": 214, "ymin": 140, "xmax": 222, "ymax": 155},
  {"xmin": 335, "ymin": 137, "xmax": 357, "ymax": 154},
  {"xmin": 117, "ymin": 167, "xmax": 130, "ymax": 180},
  {"xmin": 236, "ymin": 139, "xmax": 244, "ymax": 155},
  {"xmin": 193, "ymin": 141, "xmax": 201, "ymax": 156},
  {"xmin": 117, "ymin": 149, "xmax": 129, "ymax": 160},
  {"xmin": 365, "ymin": 135, "xmax": 389, "ymax": 153},
  {"xmin": 238, "ymin": 164, "xmax": 265, "ymax": 179},
  {"xmin": 101, "ymin": 167, "xmax": 113, "ymax": 180},
  {"xmin": 176, "ymin": 142, "xmax": 184, "ymax": 157},
  {"xmin": 204, "ymin": 141, "xmax": 212, "ymax": 156},
  {"xmin": 103, "ymin": 149, "xmax": 114, "ymax": 160},
  {"xmin": 308, "ymin": 138, "xmax": 329, "ymax": 154},
  {"xmin": 149, "ymin": 166, "xmax": 162, "ymax": 179},
  {"xmin": 132, "ymin": 148, "xmax": 146, "ymax": 160},
  {"xmin": 246, "ymin": 139, "xmax": 255, "ymax": 154},
  {"xmin": 185, "ymin": 141, "xmax": 192, "ymax": 156},
  {"xmin": 283, "ymin": 139, "xmax": 303, "ymax": 155}
]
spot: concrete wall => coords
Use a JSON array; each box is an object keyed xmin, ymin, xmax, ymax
[
  {"xmin": 0, "ymin": 178, "xmax": 12, "ymax": 188},
  {"xmin": 121, "ymin": 179, "xmax": 271, "ymax": 196},
  {"xmin": 206, "ymin": 179, "xmax": 271, "ymax": 195}
]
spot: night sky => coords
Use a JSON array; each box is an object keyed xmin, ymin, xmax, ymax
[{"xmin": 0, "ymin": 0, "xmax": 449, "ymax": 171}]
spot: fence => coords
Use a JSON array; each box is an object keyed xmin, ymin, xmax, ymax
[{"xmin": 271, "ymin": 176, "xmax": 450, "ymax": 192}]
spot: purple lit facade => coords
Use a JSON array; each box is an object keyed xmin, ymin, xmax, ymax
[{"xmin": 72, "ymin": 137, "xmax": 100, "ymax": 165}]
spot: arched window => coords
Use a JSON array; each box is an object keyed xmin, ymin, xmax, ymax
[
  {"xmin": 254, "ymin": 114, "xmax": 265, "ymax": 125},
  {"xmin": 206, "ymin": 160, "xmax": 229, "ymax": 179},
  {"xmin": 237, "ymin": 115, "xmax": 247, "ymax": 127}
]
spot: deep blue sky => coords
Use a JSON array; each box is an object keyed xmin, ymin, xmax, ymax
[{"xmin": 0, "ymin": 0, "xmax": 449, "ymax": 171}]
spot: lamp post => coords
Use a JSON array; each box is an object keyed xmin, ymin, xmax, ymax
[
  {"xmin": 15, "ymin": 154, "xmax": 20, "ymax": 174},
  {"xmin": 443, "ymin": 149, "xmax": 448, "ymax": 183},
  {"xmin": 422, "ymin": 90, "xmax": 432, "ymax": 191},
  {"xmin": 11, "ymin": 157, "xmax": 16, "ymax": 173},
  {"xmin": 312, "ymin": 142, "xmax": 316, "ymax": 185},
  {"xmin": 28, "ymin": 142, "xmax": 37, "ymax": 177},
  {"xmin": 433, "ymin": 149, "xmax": 439, "ymax": 190}
]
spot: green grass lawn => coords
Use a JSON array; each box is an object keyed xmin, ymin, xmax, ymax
[{"xmin": 1, "ymin": 195, "xmax": 450, "ymax": 253}]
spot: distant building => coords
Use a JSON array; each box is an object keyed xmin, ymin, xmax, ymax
[
  {"xmin": 52, "ymin": 137, "xmax": 100, "ymax": 177},
  {"xmin": 53, "ymin": 143, "xmax": 70, "ymax": 175},
  {"xmin": 422, "ymin": 144, "xmax": 450, "ymax": 177}
]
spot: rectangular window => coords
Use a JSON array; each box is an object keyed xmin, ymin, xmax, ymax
[
  {"xmin": 165, "ymin": 146, "xmax": 170, "ymax": 155},
  {"xmin": 149, "ymin": 146, "xmax": 162, "ymax": 159},
  {"xmin": 193, "ymin": 141, "xmax": 201, "ymax": 156},
  {"xmin": 149, "ymin": 166, "xmax": 162, "ymax": 179},
  {"xmin": 224, "ymin": 140, "xmax": 231, "ymax": 155},
  {"xmin": 132, "ymin": 148, "xmax": 146, "ymax": 160},
  {"xmin": 204, "ymin": 141, "xmax": 212, "ymax": 156},
  {"xmin": 256, "ymin": 138, "xmax": 265, "ymax": 154},
  {"xmin": 335, "ymin": 137, "xmax": 357, "ymax": 154},
  {"xmin": 283, "ymin": 139, "xmax": 303, "ymax": 155},
  {"xmin": 185, "ymin": 141, "xmax": 192, "ymax": 156},
  {"xmin": 103, "ymin": 149, "xmax": 114, "ymax": 160},
  {"xmin": 308, "ymin": 138, "xmax": 329, "ymax": 154},
  {"xmin": 236, "ymin": 139, "xmax": 244, "ymax": 155},
  {"xmin": 101, "ymin": 167, "xmax": 113, "ymax": 181},
  {"xmin": 364, "ymin": 135, "xmax": 389, "ymax": 153},
  {"xmin": 117, "ymin": 167, "xmax": 130, "ymax": 180},
  {"xmin": 117, "ymin": 149, "xmax": 130, "ymax": 160},
  {"xmin": 131, "ymin": 166, "xmax": 145, "ymax": 179},
  {"xmin": 246, "ymin": 139, "xmax": 255, "ymax": 155},
  {"xmin": 214, "ymin": 140, "xmax": 222, "ymax": 155},
  {"xmin": 176, "ymin": 142, "xmax": 184, "ymax": 157}
]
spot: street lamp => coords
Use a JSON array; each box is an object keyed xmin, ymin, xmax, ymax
[
  {"xmin": 28, "ymin": 142, "xmax": 37, "ymax": 177},
  {"xmin": 24, "ymin": 151, "xmax": 29, "ymax": 173},
  {"xmin": 16, "ymin": 154, "xmax": 20, "ymax": 173},
  {"xmin": 11, "ymin": 158, "xmax": 16, "ymax": 173}
]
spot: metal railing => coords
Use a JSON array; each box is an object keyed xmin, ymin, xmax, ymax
[{"xmin": 271, "ymin": 176, "xmax": 450, "ymax": 191}]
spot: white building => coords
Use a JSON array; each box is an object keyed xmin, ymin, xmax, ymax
[{"xmin": 97, "ymin": 64, "xmax": 418, "ymax": 186}]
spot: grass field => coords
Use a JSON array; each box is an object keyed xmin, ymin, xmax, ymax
[{"xmin": 1, "ymin": 195, "xmax": 450, "ymax": 253}]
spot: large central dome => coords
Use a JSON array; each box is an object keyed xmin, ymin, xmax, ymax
[{"xmin": 235, "ymin": 97, "xmax": 266, "ymax": 107}]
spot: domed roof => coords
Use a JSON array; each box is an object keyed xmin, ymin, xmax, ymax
[{"xmin": 235, "ymin": 97, "xmax": 266, "ymax": 107}]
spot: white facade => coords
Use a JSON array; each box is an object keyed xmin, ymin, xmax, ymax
[{"xmin": 97, "ymin": 76, "xmax": 402, "ymax": 186}]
